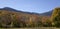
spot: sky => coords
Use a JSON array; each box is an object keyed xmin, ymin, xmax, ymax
[{"xmin": 0, "ymin": 0, "xmax": 60, "ymax": 13}]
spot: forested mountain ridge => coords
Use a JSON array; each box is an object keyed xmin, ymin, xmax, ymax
[{"xmin": 0, "ymin": 7, "xmax": 53, "ymax": 28}]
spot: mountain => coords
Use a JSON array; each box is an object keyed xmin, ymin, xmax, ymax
[
  {"xmin": 0, "ymin": 7, "xmax": 53, "ymax": 16},
  {"xmin": 0, "ymin": 7, "xmax": 53, "ymax": 23},
  {"xmin": 0, "ymin": 7, "xmax": 41, "ymax": 15},
  {"xmin": 40, "ymin": 10, "xmax": 53, "ymax": 16},
  {"xmin": 1, "ymin": 7, "xmax": 60, "ymax": 28},
  {"xmin": 0, "ymin": 7, "xmax": 53, "ymax": 27},
  {"xmin": 0, "ymin": 7, "xmax": 16, "ymax": 11},
  {"xmin": 0, "ymin": 7, "xmax": 25, "ymax": 13}
]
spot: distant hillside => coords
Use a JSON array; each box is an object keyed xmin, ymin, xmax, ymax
[
  {"xmin": 40, "ymin": 10, "xmax": 53, "ymax": 16},
  {"xmin": 0, "ymin": 7, "xmax": 53, "ymax": 16},
  {"xmin": 0, "ymin": 7, "xmax": 40, "ymax": 15},
  {"xmin": 0, "ymin": 7, "xmax": 53, "ymax": 28},
  {"xmin": 0, "ymin": 7, "xmax": 53, "ymax": 23}
]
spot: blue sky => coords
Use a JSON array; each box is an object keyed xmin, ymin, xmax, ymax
[{"xmin": 0, "ymin": 0, "xmax": 60, "ymax": 13}]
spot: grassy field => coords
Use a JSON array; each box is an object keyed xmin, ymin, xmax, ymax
[{"xmin": 0, "ymin": 27, "xmax": 60, "ymax": 29}]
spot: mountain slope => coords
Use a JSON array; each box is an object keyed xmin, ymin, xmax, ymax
[
  {"xmin": 0, "ymin": 7, "xmax": 53, "ymax": 27},
  {"xmin": 0, "ymin": 7, "xmax": 53, "ymax": 16},
  {"xmin": 0, "ymin": 7, "xmax": 41, "ymax": 15},
  {"xmin": 0, "ymin": 7, "xmax": 53, "ymax": 22},
  {"xmin": 40, "ymin": 10, "xmax": 53, "ymax": 16}
]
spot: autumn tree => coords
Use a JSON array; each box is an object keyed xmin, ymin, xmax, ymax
[
  {"xmin": 0, "ymin": 16, "xmax": 2, "ymax": 27},
  {"xmin": 12, "ymin": 14, "xmax": 20, "ymax": 28},
  {"xmin": 51, "ymin": 7, "xmax": 60, "ymax": 27}
]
